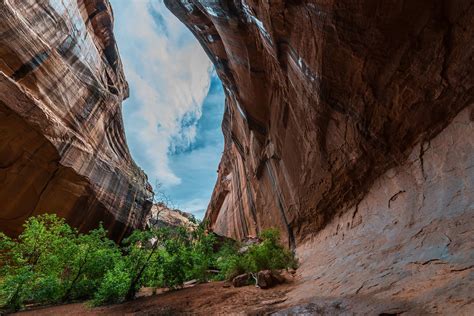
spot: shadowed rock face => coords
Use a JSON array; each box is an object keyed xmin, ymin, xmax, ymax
[
  {"xmin": 167, "ymin": 1, "xmax": 473, "ymax": 313},
  {"xmin": 0, "ymin": 0, "xmax": 153, "ymax": 240},
  {"xmin": 166, "ymin": 0, "xmax": 473, "ymax": 246}
]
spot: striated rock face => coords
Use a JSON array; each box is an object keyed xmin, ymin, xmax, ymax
[
  {"xmin": 166, "ymin": 0, "xmax": 473, "ymax": 246},
  {"xmin": 281, "ymin": 107, "xmax": 474, "ymax": 315},
  {"xmin": 0, "ymin": 0, "xmax": 153, "ymax": 240},
  {"xmin": 167, "ymin": 0, "xmax": 473, "ymax": 313},
  {"xmin": 146, "ymin": 203, "xmax": 197, "ymax": 230}
]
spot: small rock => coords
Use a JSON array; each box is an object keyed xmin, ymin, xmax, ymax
[
  {"xmin": 278, "ymin": 269, "xmax": 295, "ymax": 282},
  {"xmin": 238, "ymin": 245, "xmax": 250, "ymax": 254},
  {"xmin": 232, "ymin": 273, "xmax": 250, "ymax": 287},
  {"xmin": 257, "ymin": 270, "xmax": 285, "ymax": 289},
  {"xmin": 239, "ymin": 237, "xmax": 262, "ymax": 254}
]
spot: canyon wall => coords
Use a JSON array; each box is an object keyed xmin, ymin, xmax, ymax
[
  {"xmin": 167, "ymin": 0, "xmax": 473, "ymax": 312},
  {"xmin": 0, "ymin": 0, "xmax": 153, "ymax": 240},
  {"xmin": 278, "ymin": 106, "xmax": 473, "ymax": 314},
  {"xmin": 167, "ymin": 0, "xmax": 473, "ymax": 247}
]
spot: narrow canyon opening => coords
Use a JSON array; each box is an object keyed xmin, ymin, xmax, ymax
[{"xmin": 110, "ymin": 0, "xmax": 226, "ymax": 221}]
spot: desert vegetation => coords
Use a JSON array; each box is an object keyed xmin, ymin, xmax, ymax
[{"xmin": 0, "ymin": 214, "xmax": 296, "ymax": 312}]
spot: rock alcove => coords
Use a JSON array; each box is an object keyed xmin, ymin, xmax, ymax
[{"xmin": 0, "ymin": 0, "xmax": 472, "ymax": 314}]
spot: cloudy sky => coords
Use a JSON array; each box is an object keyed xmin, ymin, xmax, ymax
[{"xmin": 110, "ymin": 0, "xmax": 225, "ymax": 219}]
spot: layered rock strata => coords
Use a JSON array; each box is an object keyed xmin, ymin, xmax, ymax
[
  {"xmin": 0, "ymin": 0, "xmax": 153, "ymax": 240},
  {"xmin": 279, "ymin": 106, "xmax": 473, "ymax": 315},
  {"xmin": 146, "ymin": 203, "xmax": 197, "ymax": 230},
  {"xmin": 167, "ymin": 0, "xmax": 473, "ymax": 313},
  {"xmin": 166, "ymin": 0, "xmax": 473, "ymax": 247}
]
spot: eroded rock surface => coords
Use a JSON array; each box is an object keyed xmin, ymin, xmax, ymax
[
  {"xmin": 0, "ymin": 0, "xmax": 153, "ymax": 240},
  {"xmin": 166, "ymin": 0, "xmax": 474, "ymax": 313},
  {"xmin": 146, "ymin": 203, "xmax": 197, "ymax": 230},
  {"xmin": 167, "ymin": 0, "xmax": 473, "ymax": 247},
  {"xmin": 281, "ymin": 107, "xmax": 473, "ymax": 315}
]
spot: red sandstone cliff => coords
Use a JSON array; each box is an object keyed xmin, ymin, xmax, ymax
[
  {"xmin": 0, "ymin": 0, "xmax": 153, "ymax": 240},
  {"xmin": 0, "ymin": 0, "xmax": 472, "ymax": 313},
  {"xmin": 167, "ymin": 0, "xmax": 473, "ymax": 245},
  {"xmin": 167, "ymin": 1, "xmax": 474, "ymax": 313}
]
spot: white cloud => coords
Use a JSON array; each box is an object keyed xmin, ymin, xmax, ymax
[{"xmin": 111, "ymin": 0, "xmax": 213, "ymax": 186}]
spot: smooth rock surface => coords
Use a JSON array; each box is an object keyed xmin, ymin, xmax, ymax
[{"xmin": 0, "ymin": 0, "xmax": 153, "ymax": 240}]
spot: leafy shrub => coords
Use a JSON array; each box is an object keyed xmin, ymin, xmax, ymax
[
  {"xmin": 0, "ymin": 215, "xmax": 121, "ymax": 311},
  {"xmin": 188, "ymin": 224, "xmax": 217, "ymax": 282},
  {"xmin": 215, "ymin": 228, "xmax": 297, "ymax": 281},
  {"xmin": 91, "ymin": 261, "xmax": 129, "ymax": 306},
  {"xmin": 215, "ymin": 242, "xmax": 245, "ymax": 280},
  {"xmin": 0, "ymin": 215, "xmax": 76, "ymax": 310},
  {"xmin": 243, "ymin": 228, "xmax": 297, "ymax": 273},
  {"xmin": 0, "ymin": 215, "xmax": 297, "ymax": 311},
  {"xmin": 63, "ymin": 225, "xmax": 121, "ymax": 301},
  {"xmin": 0, "ymin": 266, "xmax": 33, "ymax": 311}
]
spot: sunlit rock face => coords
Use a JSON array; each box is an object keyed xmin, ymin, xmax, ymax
[
  {"xmin": 168, "ymin": 1, "xmax": 473, "ymax": 313},
  {"xmin": 0, "ymin": 0, "xmax": 153, "ymax": 240},
  {"xmin": 147, "ymin": 203, "xmax": 197, "ymax": 230}
]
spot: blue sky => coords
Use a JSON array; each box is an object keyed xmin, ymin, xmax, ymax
[{"xmin": 110, "ymin": 0, "xmax": 225, "ymax": 218}]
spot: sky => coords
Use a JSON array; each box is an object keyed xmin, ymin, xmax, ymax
[{"xmin": 110, "ymin": 0, "xmax": 225, "ymax": 219}]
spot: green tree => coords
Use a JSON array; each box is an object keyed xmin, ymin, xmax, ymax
[
  {"xmin": 121, "ymin": 228, "xmax": 170, "ymax": 301},
  {"xmin": 243, "ymin": 228, "xmax": 297, "ymax": 274},
  {"xmin": 0, "ymin": 214, "xmax": 76, "ymax": 310},
  {"xmin": 91, "ymin": 260, "xmax": 130, "ymax": 306},
  {"xmin": 188, "ymin": 223, "xmax": 217, "ymax": 282},
  {"xmin": 62, "ymin": 225, "xmax": 121, "ymax": 301}
]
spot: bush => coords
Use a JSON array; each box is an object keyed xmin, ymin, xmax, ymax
[
  {"xmin": 188, "ymin": 224, "xmax": 217, "ymax": 282},
  {"xmin": 215, "ymin": 228, "xmax": 297, "ymax": 281},
  {"xmin": 62, "ymin": 225, "xmax": 121, "ymax": 301},
  {"xmin": 91, "ymin": 261, "xmax": 129, "ymax": 306},
  {"xmin": 0, "ymin": 215, "xmax": 76, "ymax": 310},
  {"xmin": 215, "ymin": 242, "xmax": 245, "ymax": 280},
  {"xmin": 0, "ymin": 215, "xmax": 121, "ymax": 311},
  {"xmin": 0, "ymin": 267, "xmax": 33, "ymax": 311},
  {"xmin": 244, "ymin": 228, "xmax": 297, "ymax": 273},
  {"xmin": 0, "ymin": 215, "xmax": 297, "ymax": 311}
]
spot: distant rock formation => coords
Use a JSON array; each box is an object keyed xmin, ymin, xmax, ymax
[
  {"xmin": 0, "ymin": 0, "xmax": 153, "ymax": 240},
  {"xmin": 166, "ymin": 0, "xmax": 473, "ymax": 314},
  {"xmin": 147, "ymin": 203, "xmax": 197, "ymax": 230}
]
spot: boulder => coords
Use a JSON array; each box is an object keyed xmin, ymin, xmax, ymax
[
  {"xmin": 232, "ymin": 273, "xmax": 250, "ymax": 288},
  {"xmin": 257, "ymin": 270, "xmax": 285, "ymax": 289}
]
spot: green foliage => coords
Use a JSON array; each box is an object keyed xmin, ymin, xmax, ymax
[
  {"xmin": 0, "ymin": 214, "xmax": 77, "ymax": 310},
  {"xmin": 0, "ymin": 215, "xmax": 297, "ymax": 312},
  {"xmin": 63, "ymin": 225, "xmax": 121, "ymax": 301},
  {"xmin": 188, "ymin": 223, "xmax": 217, "ymax": 282},
  {"xmin": 215, "ymin": 228, "xmax": 297, "ymax": 280},
  {"xmin": 243, "ymin": 228, "xmax": 297, "ymax": 273},
  {"xmin": 91, "ymin": 261, "xmax": 129, "ymax": 306},
  {"xmin": 215, "ymin": 242, "xmax": 245, "ymax": 280},
  {"xmin": 0, "ymin": 215, "xmax": 120, "ymax": 311}
]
